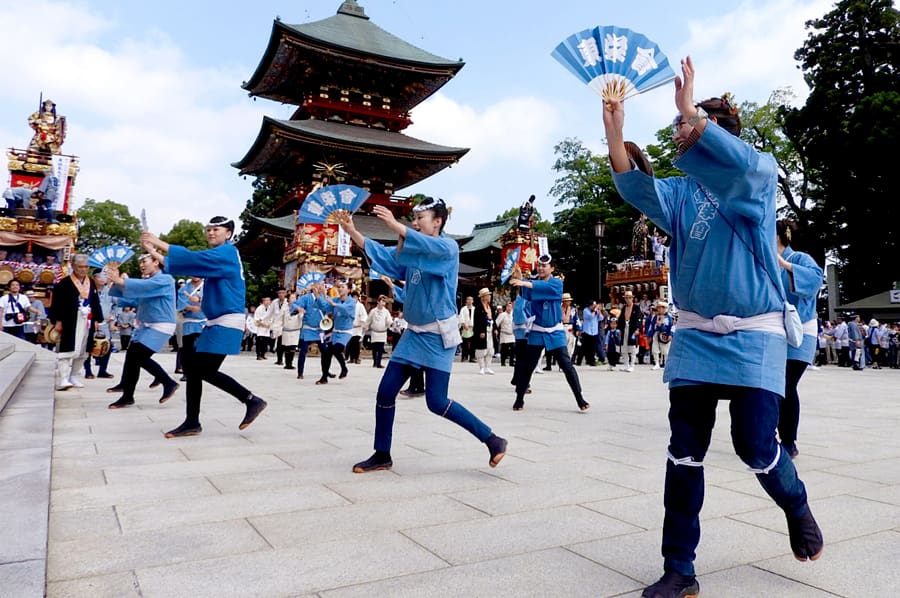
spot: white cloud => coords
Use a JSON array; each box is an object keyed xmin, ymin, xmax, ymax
[
  {"xmin": 408, "ymin": 94, "xmax": 562, "ymax": 170},
  {"xmin": 681, "ymin": 0, "xmax": 833, "ymax": 105},
  {"xmin": 0, "ymin": 0, "xmax": 263, "ymax": 234}
]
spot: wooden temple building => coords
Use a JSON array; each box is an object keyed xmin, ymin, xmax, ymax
[{"xmin": 234, "ymin": 1, "xmax": 471, "ymax": 294}]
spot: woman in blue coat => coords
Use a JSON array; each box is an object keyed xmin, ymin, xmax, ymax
[
  {"xmin": 142, "ymin": 217, "xmax": 267, "ymax": 438},
  {"xmin": 776, "ymin": 219, "xmax": 823, "ymax": 458},
  {"xmin": 337, "ymin": 200, "xmax": 507, "ymax": 473},
  {"xmin": 105, "ymin": 254, "xmax": 179, "ymax": 408}
]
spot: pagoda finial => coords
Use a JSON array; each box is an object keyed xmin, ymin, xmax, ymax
[{"xmin": 337, "ymin": 1, "xmax": 368, "ymax": 20}]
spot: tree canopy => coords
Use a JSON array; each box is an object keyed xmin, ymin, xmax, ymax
[
  {"xmin": 783, "ymin": 0, "xmax": 900, "ymax": 301},
  {"xmin": 75, "ymin": 198, "xmax": 142, "ymax": 257},
  {"xmin": 160, "ymin": 219, "xmax": 207, "ymax": 251}
]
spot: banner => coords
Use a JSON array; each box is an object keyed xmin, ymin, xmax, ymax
[
  {"xmin": 336, "ymin": 227, "xmax": 351, "ymax": 256},
  {"xmin": 537, "ymin": 235, "xmax": 549, "ymax": 258},
  {"xmin": 50, "ymin": 155, "xmax": 71, "ymax": 210}
]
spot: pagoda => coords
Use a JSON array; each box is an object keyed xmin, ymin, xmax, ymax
[{"xmin": 235, "ymin": 1, "xmax": 469, "ymax": 288}]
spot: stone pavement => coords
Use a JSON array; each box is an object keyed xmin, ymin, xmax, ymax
[{"xmin": 32, "ymin": 352, "xmax": 900, "ymax": 596}]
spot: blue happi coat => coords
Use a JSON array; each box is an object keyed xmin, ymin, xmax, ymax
[
  {"xmin": 364, "ymin": 229, "xmax": 458, "ymax": 373},
  {"xmin": 781, "ymin": 247, "xmax": 823, "ymax": 364},
  {"xmin": 164, "ymin": 244, "xmax": 244, "ymax": 355},
  {"xmin": 512, "ymin": 294, "xmax": 532, "ymax": 341},
  {"xmin": 521, "ymin": 277, "xmax": 566, "ymax": 351},
  {"xmin": 612, "ymin": 122, "xmax": 788, "ymax": 395},
  {"xmin": 109, "ymin": 272, "xmax": 176, "ymax": 353},
  {"xmin": 326, "ymin": 296, "xmax": 356, "ymax": 346},
  {"xmin": 177, "ymin": 281, "xmax": 206, "ymax": 336},
  {"xmin": 292, "ymin": 292, "xmax": 324, "ymax": 342}
]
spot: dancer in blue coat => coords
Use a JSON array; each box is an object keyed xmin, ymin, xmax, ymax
[
  {"xmin": 509, "ymin": 255, "xmax": 588, "ymax": 412},
  {"xmin": 316, "ymin": 281, "xmax": 354, "ymax": 384},
  {"xmin": 142, "ymin": 217, "xmax": 267, "ymax": 438},
  {"xmin": 337, "ymin": 200, "xmax": 507, "ymax": 473},
  {"xmin": 105, "ymin": 254, "xmax": 179, "ymax": 408},
  {"xmin": 776, "ymin": 219, "xmax": 823, "ymax": 459},
  {"xmin": 603, "ymin": 56, "xmax": 822, "ymax": 598}
]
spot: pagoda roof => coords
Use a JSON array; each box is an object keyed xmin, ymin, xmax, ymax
[
  {"xmin": 243, "ymin": 2, "xmax": 464, "ymax": 110},
  {"xmin": 233, "ymin": 117, "xmax": 468, "ymax": 191},
  {"xmin": 459, "ymin": 219, "xmax": 514, "ymax": 254}
]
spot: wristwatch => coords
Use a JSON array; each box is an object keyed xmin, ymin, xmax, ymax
[{"xmin": 686, "ymin": 107, "xmax": 707, "ymax": 128}]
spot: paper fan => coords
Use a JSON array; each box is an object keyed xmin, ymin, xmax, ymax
[
  {"xmin": 296, "ymin": 271, "xmax": 325, "ymax": 292},
  {"xmin": 298, "ymin": 184, "xmax": 371, "ymax": 225},
  {"xmin": 552, "ymin": 26, "xmax": 675, "ymax": 102},
  {"xmin": 88, "ymin": 245, "xmax": 134, "ymax": 269},
  {"xmin": 500, "ymin": 247, "xmax": 521, "ymax": 285}
]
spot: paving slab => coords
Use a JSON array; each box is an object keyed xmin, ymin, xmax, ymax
[{"xmin": 34, "ymin": 351, "xmax": 900, "ymax": 597}]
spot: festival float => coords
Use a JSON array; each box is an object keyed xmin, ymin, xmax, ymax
[{"xmin": 1, "ymin": 98, "xmax": 79, "ymax": 307}]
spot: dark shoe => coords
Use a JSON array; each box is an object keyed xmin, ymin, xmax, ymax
[
  {"xmin": 148, "ymin": 378, "xmax": 163, "ymax": 389},
  {"xmin": 339, "ymin": 369, "xmax": 349, "ymax": 379},
  {"xmin": 577, "ymin": 399, "xmax": 590, "ymax": 412},
  {"xmin": 283, "ymin": 365, "xmax": 293, "ymax": 370},
  {"xmin": 180, "ymin": 375, "xmax": 187, "ymax": 382},
  {"xmin": 239, "ymin": 396, "xmax": 267, "ymax": 430},
  {"xmin": 352, "ymin": 452, "xmax": 392, "ymax": 473},
  {"xmin": 85, "ymin": 374, "xmax": 95, "ymax": 380},
  {"xmin": 159, "ymin": 382, "xmax": 179, "ymax": 404},
  {"xmin": 274, "ymin": 361, "xmax": 283, "ymax": 366},
  {"xmin": 328, "ymin": 373, "xmax": 336, "ymax": 378},
  {"xmin": 106, "ymin": 385, "xmax": 124, "ymax": 393},
  {"xmin": 486, "ymin": 434, "xmax": 507, "ymax": 468},
  {"xmin": 513, "ymin": 398, "xmax": 524, "ymax": 411},
  {"xmin": 164, "ymin": 422, "xmax": 202, "ymax": 438},
  {"xmin": 787, "ymin": 507, "xmax": 824, "ymax": 561},
  {"xmin": 296, "ymin": 374, "xmax": 304, "ymax": 379},
  {"xmin": 542, "ymin": 367, "xmax": 552, "ymax": 371},
  {"xmin": 174, "ymin": 369, "xmax": 183, "ymax": 374},
  {"xmin": 783, "ymin": 442, "xmax": 799, "ymax": 459},
  {"xmin": 108, "ymin": 398, "xmax": 135, "ymax": 409},
  {"xmin": 98, "ymin": 373, "xmax": 114, "ymax": 379},
  {"xmin": 315, "ymin": 378, "xmax": 328, "ymax": 385},
  {"xmin": 399, "ymin": 389, "xmax": 425, "ymax": 398},
  {"xmin": 642, "ymin": 571, "xmax": 699, "ymax": 598}
]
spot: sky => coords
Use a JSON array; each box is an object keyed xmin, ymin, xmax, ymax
[{"xmin": 0, "ymin": 0, "xmax": 839, "ymax": 237}]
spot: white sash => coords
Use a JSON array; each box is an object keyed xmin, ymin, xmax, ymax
[
  {"xmin": 206, "ymin": 313, "xmax": 245, "ymax": 331},
  {"xmin": 144, "ymin": 322, "xmax": 177, "ymax": 335},
  {"xmin": 677, "ymin": 310, "xmax": 785, "ymax": 337}
]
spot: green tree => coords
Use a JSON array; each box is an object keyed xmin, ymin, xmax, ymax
[
  {"xmin": 75, "ymin": 198, "xmax": 142, "ymax": 258},
  {"xmin": 546, "ymin": 138, "xmax": 642, "ymax": 303},
  {"xmin": 783, "ymin": 0, "xmax": 900, "ymax": 301},
  {"xmin": 160, "ymin": 220, "xmax": 207, "ymax": 251},
  {"xmin": 237, "ymin": 176, "xmax": 294, "ymax": 302}
]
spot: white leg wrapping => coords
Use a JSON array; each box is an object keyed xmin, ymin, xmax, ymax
[
  {"xmin": 667, "ymin": 449, "xmax": 704, "ymax": 467},
  {"xmin": 746, "ymin": 444, "xmax": 782, "ymax": 475}
]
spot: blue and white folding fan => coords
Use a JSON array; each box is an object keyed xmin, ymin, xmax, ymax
[
  {"xmin": 88, "ymin": 245, "xmax": 134, "ymax": 269},
  {"xmin": 296, "ymin": 271, "xmax": 325, "ymax": 292},
  {"xmin": 552, "ymin": 26, "xmax": 675, "ymax": 102},
  {"xmin": 297, "ymin": 184, "xmax": 371, "ymax": 225},
  {"xmin": 500, "ymin": 247, "xmax": 521, "ymax": 285}
]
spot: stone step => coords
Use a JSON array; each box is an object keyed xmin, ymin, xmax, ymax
[{"xmin": 0, "ymin": 345, "xmax": 35, "ymax": 414}]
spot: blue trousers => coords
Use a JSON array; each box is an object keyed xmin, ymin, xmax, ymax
[
  {"xmin": 662, "ymin": 384, "xmax": 809, "ymax": 577},
  {"xmin": 373, "ymin": 361, "xmax": 492, "ymax": 452},
  {"xmin": 297, "ymin": 339, "xmax": 324, "ymax": 377}
]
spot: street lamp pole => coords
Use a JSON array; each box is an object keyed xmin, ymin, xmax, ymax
[{"xmin": 594, "ymin": 220, "xmax": 606, "ymax": 303}]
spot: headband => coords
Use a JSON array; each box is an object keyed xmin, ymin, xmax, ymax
[
  {"xmin": 413, "ymin": 197, "xmax": 446, "ymax": 213},
  {"xmin": 206, "ymin": 217, "xmax": 234, "ymax": 228},
  {"xmin": 537, "ymin": 254, "xmax": 552, "ymax": 265}
]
